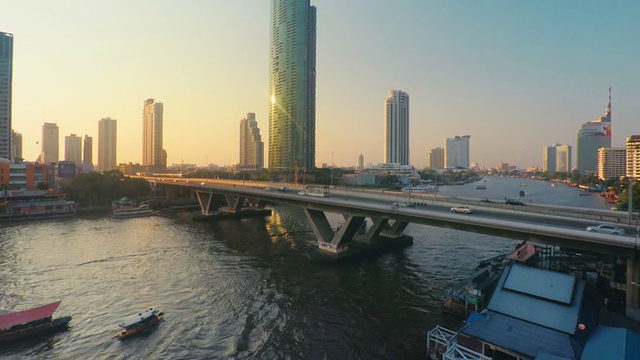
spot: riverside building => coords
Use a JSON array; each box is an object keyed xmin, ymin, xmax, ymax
[{"xmin": 268, "ymin": 0, "xmax": 317, "ymax": 172}]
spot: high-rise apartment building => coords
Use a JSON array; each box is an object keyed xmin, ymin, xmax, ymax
[
  {"xmin": 239, "ymin": 113, "xmax": 264, "ymax": 171},
  {"xmin": 64, "ymin": 134, "xmax": 82, "ymax": 164},
  {"xmin": 0, "ymin": 32, "xmax": 13, "ymax": 161},
  {"xmin": 626, "ymin": 135, "xmax": 640, "ymax": 178},
  {"xmin": 597, "ymin": 147, "xmax": 626, "ymax": 180},
  {"xmin": 269, "ymin": 0, "xmax": 316, "ymax": 171},
  {"xmin": 83, "ymin": 135, "xmax": 92, "ymax": 165},
  {"xmin": 143, "ymin": 98, "xmax": 164, "ymax": 172},
  {"xmin": 97, "ymin": 117, "xmax": 117, "ymax": 172},
  {"xmin": 358, "ymin": 154, "xmax": 364, "ymax": 170},
  {"xmin": 11, "ymin": 129, "xmax": 21, "ymax": 163},
  {"xmin": 41, "ymin": 122, "xmax": 59, "ymax": 164},
  {"xmin": 444, "ymin": 135, "xmax": 471, "ymax": 169},
  {"xmin": 384, "ymin": 90, "xmax": 410, "ymax": 165},
  {"xmin": 576, "ymin": 88, "xmax": 612, "ymax": 173},
  {"xmin": 543, "ymin": 144, "xmax": 571, "ymax": 172},
  {"xmin": 429, "ymin": 147, "xmax": 444, "ymax": 169}
]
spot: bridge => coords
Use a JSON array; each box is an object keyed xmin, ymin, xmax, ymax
[{"xmin": 146, "ymin": 177, "xmax": 640, "ymax": 321}]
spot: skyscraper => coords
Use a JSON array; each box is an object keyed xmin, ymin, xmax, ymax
[
  {"xmin": 576, "ymin": 88, "xmax": 612, "ymax": 173},
  {"xmin": 64, "ymin": 134, "xmax": 82, "ymax": 164},
  {"xmin": 429, "ymin": 147, "xmax": 444, "ymax": 169},
  {"xmin": 143, "ymin": 98, "xmax": 164, "ymax": 172},
  {"xmin": 41, "ymin": 122, "xmax": 59, "ymax": 164},
  {"xmin": 0, "ymin": 32, "xmax": 13, "ymax": 161},
  {"xmin": 543, "ymin": 144, "xmax": 571, "ymax": 172},
  {"xmin": 11, "ymin": 129, "xmax": 21, "ymax": 163},
  {"xmin": 269, "ymin": 0, "xmax": 316, "ymax": 171},
  {"xmin": 358, "ymin": 154, "xmax": 364, "ymax": 170},
  {"xmin": 97, "ymin": 117, "xmax": 117, "ymax": 172},
  {"xmin": 384, "ymin": 90, "xmax": 410, "ymax": 165},
  {"xmin": 239, "ymin": 113, "xmax": 264, "ymax": 171},
  {"xmin": 444, "ymin": 135, "xmax": 471, "ymax": 169},
  {"xmin": 598, "ymin": 147, "xmax": 625, "ymax": 180},
  {"xmin": 83, "ymin": 135, "xmax": 93, "ymax": 166},
  {"xmin": 627, "ymin": 135, "xmax": 640, "ymax": 178}
]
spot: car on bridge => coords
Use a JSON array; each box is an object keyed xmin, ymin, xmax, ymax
[
  {"xmin": 586, "ymin": 224, "xmax": 626, "ymax": 235},
  {"xmin": 505, "ymin": 198, "xmax": 525, "ymax": 206},
  {"xmin": 450, "ymin": 206, "xmax": 472, "ymax": 214}
]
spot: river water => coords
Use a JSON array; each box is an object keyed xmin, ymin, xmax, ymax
[{"xmin": 0, "ymin": 176, "xmax": 612, "ymax": 359}]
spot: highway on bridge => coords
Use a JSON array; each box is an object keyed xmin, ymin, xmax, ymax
[{"xmin": 149, "ymin": 177, "xmax": 640, "ymax": 259}]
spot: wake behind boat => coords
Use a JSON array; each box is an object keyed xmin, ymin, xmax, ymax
[
  {"xmin": 110, "ymin": 198, "xmax": 159, "ymax": 219},
  {"xmin": 115, "ymin": 308, "xmax": 164, "ymax": 340},
  {"xmin": 0, "ymin": 301, "xmax": 71, "ymax": 343}
]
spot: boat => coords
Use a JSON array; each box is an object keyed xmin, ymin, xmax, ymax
[
  {"xmin": 400, "ymin": 185, "xmax": 438, "ymax": 194},
  {"xmin": 550, "ymin": 183, "xmax": 556, "ymax": 188},
  {"xmin": 110, "ymin": 198, "xmax": 159, "ymax": 219},
  {"xmin": 0, "ymin": 194, "xmax": 77, "ymax": 221},
  {"xmin": 441, "ymin": 264, "xmax": 502, "ymax": 319},
  {"xmin": 475, "ymin": 185, "xmax": 486, "ymax": 190},
  {"xmin": 518, "ymin": 182, "xmax": 527, "ymax": 186},
  {"xmin": 519, "ymin": 190, "xmax": 525, "ymax": 197},
  {"xmin": 115, "ymin": 308, "xmax": 164, "ymax": 340},
  {"xmin": 0, "ymin": 301, "xmax": 72, "ymax": 343}
]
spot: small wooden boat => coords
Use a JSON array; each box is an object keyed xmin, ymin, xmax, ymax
[
  {"xmin": 0, "ymin": 301, "xmax": 71, "ymax": 343},
  {"xmin": 115, "ymin": 308, "xmax": 164, "ymax": 340}
]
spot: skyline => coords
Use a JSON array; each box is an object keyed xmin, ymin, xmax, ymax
[{"xmin": 1, "ymin": 1, "xmax": 639, "ymax": 169}]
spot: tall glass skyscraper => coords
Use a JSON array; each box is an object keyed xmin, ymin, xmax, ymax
[
  {"xmin": 98, "ymin": 117, "xmax": 117, "ymax": 172},
  {"xmin": 384, "ymin": 90, "xmax": 410, "ymax": 165},
  {"xmin": 0, "ymin": 32, "xmax": 13, "ymax": 161},
  {"xmin": 143, "ymin": 98, "xmax": 164, "ymax": 172},
  {"xmin": 576, "ymin": 88, "xmax": 612, "ymax": 173},
  {"xmin": 268, "ymin": 0, "xmax": 316, "ymax": 171}
]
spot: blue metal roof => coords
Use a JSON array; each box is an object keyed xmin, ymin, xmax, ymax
[
  {"xmin": 580, "ymin": 326, "xmax": 640, "ymax": 360},
  {"xmin": 462, "ymin": 310, "xmax": 580, "ymax": 359},
  {"xmin": 488, "ymin": 262, "xmax": 585, "ymax": 334}
]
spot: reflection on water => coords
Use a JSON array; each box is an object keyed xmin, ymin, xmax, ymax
[{"xmin": 0, "ymin": 177, "xmax": 599, "ymax": 359}]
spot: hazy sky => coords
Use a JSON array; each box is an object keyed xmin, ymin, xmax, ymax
[{"xmin": 1, "ymin": 0, "xmax": 639, "ymax": 169}]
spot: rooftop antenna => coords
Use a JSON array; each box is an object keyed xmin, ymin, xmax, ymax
[{"xmin": 605, "ymin": 86, "xmax": 612, "ymax": 120}]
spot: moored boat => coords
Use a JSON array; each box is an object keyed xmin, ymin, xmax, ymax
[
  {"xmin": 0, "ymin": 193, "xmax": 77, "ymax": 221},
  {"xmin": 0, "ymin": 301, "xmax": 72, "ymax": 343},
  {"xmin": 110, "ymin": 198, "xmax": 158, "ymax": 219},
  {"xmin": 115, "ymin": 308, "xmax": 164, "ymax": 340},
  {"xmin": 401, "ymin": 185, "xmax": 438, "ymax": 194}
]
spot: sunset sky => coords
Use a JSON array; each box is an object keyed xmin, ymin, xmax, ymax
[{"xmin": 1, "ymin": 0, "xmax": 639, "ymax": 169}]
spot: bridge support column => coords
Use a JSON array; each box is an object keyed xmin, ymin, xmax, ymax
[
  {"xmin": 195, "ymin": 191, "xmax": 215, "ymax": 215},
  {"xmin": 224, "ymin": 194, "xmax": 245, "ymax": 213},
  {"xmin": 626, "ymin": 257, "xmax": 640, "ymax": 321},
  {"xmin": 164, "ymin": 187, "xmax": 178, "ymax": 200}
]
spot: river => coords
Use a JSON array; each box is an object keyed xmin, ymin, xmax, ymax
[{"xmin": 0, "ymin": 176, "xmax": 612, "ymax": 359}]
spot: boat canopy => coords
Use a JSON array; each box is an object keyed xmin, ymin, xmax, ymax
[
  {"xmin": 0, "ymin": 301, "xmax": 61, "ymax": 330},
  {"xmin": 119, "ymin": 308, "xmax": 158, "ymax": 329}
]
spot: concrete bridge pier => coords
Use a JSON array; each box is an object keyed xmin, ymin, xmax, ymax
[
  {"xmin": 164, "ymin": 187, "xmax": 178, "ymax": 200},
  {"xmin": 195, "ymin": 191, "xmax": 216, "ymax": 215},
  {"xmin": 304, "ymin": 210, "xmax": 412, "ymax": 256},
  {"xmin": 626, "ymin": 257, "xmax": 640, "ymax": 321},
  {"xmin": 224, "ymin": 194, "xmax": 245, "ymax": 213}
]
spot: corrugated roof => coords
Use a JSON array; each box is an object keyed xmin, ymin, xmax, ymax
[
  {"xmin": 488, "ymin": 262, "xmax": 585, "ymax": 334},
  {"xmin": 462, "ymin": 310, "xmax": 579, "ymax": 359}
]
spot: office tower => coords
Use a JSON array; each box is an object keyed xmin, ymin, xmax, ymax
[
  {"xmin": 239, "ymin": 113, "xmax": 264, "ymax": 171},
  {"xmin": 429, "ymin": 147, "xmax": 444, "ymax": 169},
  {"xmin": 543, "ymin": 144, "xmax": 571, "ymax": 172},
  {"xmin": 598, "ymin": 147, "xmax": 626, "ymax": 180},
  {"xmin": 444, "ymin": 135, "xmax": 471, "ymax": 169},
  {"xmin": 576, "ymin": 88, "xmax": 612, "ymax": 173},
  {"xmin": 83, "ymin": 135, "xmax": 92, "ymax": 165},
  {"xmin": 97, "ymin": 117, "xmax": 117, "ymax": 172},
  {"xmin": 269, "ymin": 0, "xmax": 317, "ymax": 171},
  {"xmin": 0, "ymin": 32, "xmax": 12, "ymax": 161},
  {"xmin": 358, "ymin": 154, "xmax": 364, "ymax": 170},
  {"xmin": 11, "ymin": 129, "xmax": 21, "ymax": 163},
  {"xmin": 626, "ymin": 136, "xmax": 640, "ymax": 178},
  {"xmin": 384, "ymin": 90, "xmax": 410, "ymax": 165},
  {"xmin": 143, "ymin": 98, "xmax": 164, "ymax": 172},
  {"xmin": 41, "ymin": 122, "xmax": 59, "ymax": 164},
  {"xmin": 64, "ymin": 134, "xmax": 82, "ymax": 164}
]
